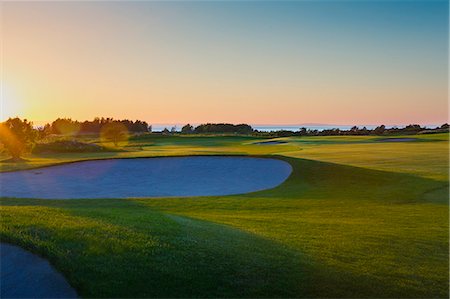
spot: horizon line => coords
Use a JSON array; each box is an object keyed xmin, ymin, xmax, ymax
[
  {"xmin": 2, "ymin": 117, "xmax": 447, "ymax": 127},
  {"xmin": 7, "ymin": 118, "xmax": 445, "ymax": 129}
]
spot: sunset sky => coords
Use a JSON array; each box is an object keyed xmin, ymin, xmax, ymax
[{"xmin": 1, "ymin": 0, "xmax": 448, "ymax": 126}]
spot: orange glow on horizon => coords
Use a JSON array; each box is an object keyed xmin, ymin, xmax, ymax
[
  {"xmin": 1, "ymin": 2, "xmax": 448, "ymax": 127},
  {"xmin": 1, "ymin": 84, "xmax": 26, "ymax": 121}
]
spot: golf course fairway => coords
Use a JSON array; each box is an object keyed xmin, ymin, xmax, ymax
[{"xmin": 1, "ymin": 134, "xmax": 448, "ymax": 298}]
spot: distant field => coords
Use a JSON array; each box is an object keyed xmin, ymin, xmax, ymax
[{"xmin": 1, "ymin": 133, "xmax": 448, "ymax": 298}]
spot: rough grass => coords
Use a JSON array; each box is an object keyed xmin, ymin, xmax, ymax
[{"xmin": 0, "ymin": 133, "xmax": 448, "ymax": 298}]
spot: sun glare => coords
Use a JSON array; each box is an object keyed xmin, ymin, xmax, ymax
[{"xmin": 1, "ymin": 84, "xmax": 24, "ymax": 121}]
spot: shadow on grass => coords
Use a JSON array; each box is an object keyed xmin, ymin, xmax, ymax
[
  {"xmin": 2, "ymin": 195, "xmax": 447, "ymax": 298},
  {"xmin": 1, "ymin": 198, "xmax": 313, "ymax": 297},
  {"xmin": 1, "ymin": 157, "xmax": 29, "ymax": 163}
]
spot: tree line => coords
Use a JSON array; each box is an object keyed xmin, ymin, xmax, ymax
[
  {"xmin": 42, "ymin": 117, "xmax": 151, "ymax": 135},
  {"xmin": 0, "ymin": 117, "xmax": 151, "ymax": 161},
  {"xmin": 177, "ymin": 123, "xmax": 449, "ymax": 136},
  {"xmin": 180, "ymin": 123, "xmax": 253, "ymax": 134},
  {"xmin": 253, "ymin": 124, "xmax": 449, "ymax": 137},
  {"xmin": 1, "ymin": 117, "xmax": 448, "ymax": 161}
]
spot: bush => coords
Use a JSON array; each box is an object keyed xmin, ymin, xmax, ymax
[
  {"xmin": 0, "ymin": 118, "xmax": 37, "ymax": 160},
  {"xmin": 32, "ymin": 140, "xmax": 107, "ymax": 154}
]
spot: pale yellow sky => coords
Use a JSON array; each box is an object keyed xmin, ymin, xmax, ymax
[{"xmin": 1, "ymin": 1, "xmax": 448, "ymax": 126}]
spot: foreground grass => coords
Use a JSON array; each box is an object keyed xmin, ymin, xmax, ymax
[{"xmin": 1, "ymin": 134, "xmax": 448, "ymax": 297}]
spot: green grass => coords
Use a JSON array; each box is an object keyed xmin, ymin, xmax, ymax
[{"xmin": 1, "ymin": 133, "xmax": 448, "ymax": 297}]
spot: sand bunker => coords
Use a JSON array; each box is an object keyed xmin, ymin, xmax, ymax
[
  {"xmin": 1, "ymin": 243, "xmax": 77, "ymax": 298},
  {"xmin": 0, "ymin": 156, "xmax": 292, "ymax": 199},
  {"xmin": 254, "ymin": 140, "xmax": 288, "ymax": 145},
  {"xmin": 376, "ymin": 138, "xmax": 417, "ymax": 142}
]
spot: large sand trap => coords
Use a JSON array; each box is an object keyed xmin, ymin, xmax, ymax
[
  {"xmin": 376, "ymin": 138, "xmax": 417, "ymax": 142},
  {"xmin": 0, "ymin": 157, "xmax": 292, "ymax": 199},
  {"xmin": 0, "ymin": 243, "xmax": 77, "ymax": 298}
]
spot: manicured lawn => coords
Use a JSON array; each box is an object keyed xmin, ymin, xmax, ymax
[{"xmin": 1, "ymin": 134, "xmax": 448, "ymax": 297}]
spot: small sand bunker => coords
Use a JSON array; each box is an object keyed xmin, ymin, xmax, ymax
[
  {"xmin": 0, "ymin": 243, "xmax": 77, "ymax": 298},
  {"xmin": 0, "ymin": 156, "xmax": 292, "ymax": 199},
  {"xmin": 376, "ymin": 138, "xmax": 418, "ymax": 142},
  {"xmin": 254, "ymin": 140, "xmax": 288, "ymax": 145}
]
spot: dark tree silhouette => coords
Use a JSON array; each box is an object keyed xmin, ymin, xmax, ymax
[
  {"xmin": 373, "ymin": 125, "xmax": 386, "ymax": 135},
  {"xmin": 162, "ymin": 128, "xmax": 170, "ymax": 135},
  {"xmin": 51, "ymin": 118, "xmax": 80, "ymax": 135},
  {"xmin": 194, "ymin": 123, "xmax": 253, "ymax": 134},
  {"xmin": 181, "ymin": 124, "xmax": 194, "ymax": 134},
  {"xmin": 46, "ymin": 117, "xmax": 151, "ymax": 135}
]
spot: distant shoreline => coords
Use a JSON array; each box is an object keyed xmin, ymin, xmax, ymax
[{"xmin": 150, "ymin": 124, "xmax": 443, "ymax": 133}]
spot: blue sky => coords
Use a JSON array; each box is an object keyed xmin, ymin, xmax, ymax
[{"xmin": 2, "ymin": 0, "xmax": 448, "ymax": 125}]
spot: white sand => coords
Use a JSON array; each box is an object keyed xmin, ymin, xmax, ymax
[{"xmin": 0, "ymin": 156, "xmax": 292, "ymax": 199}]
